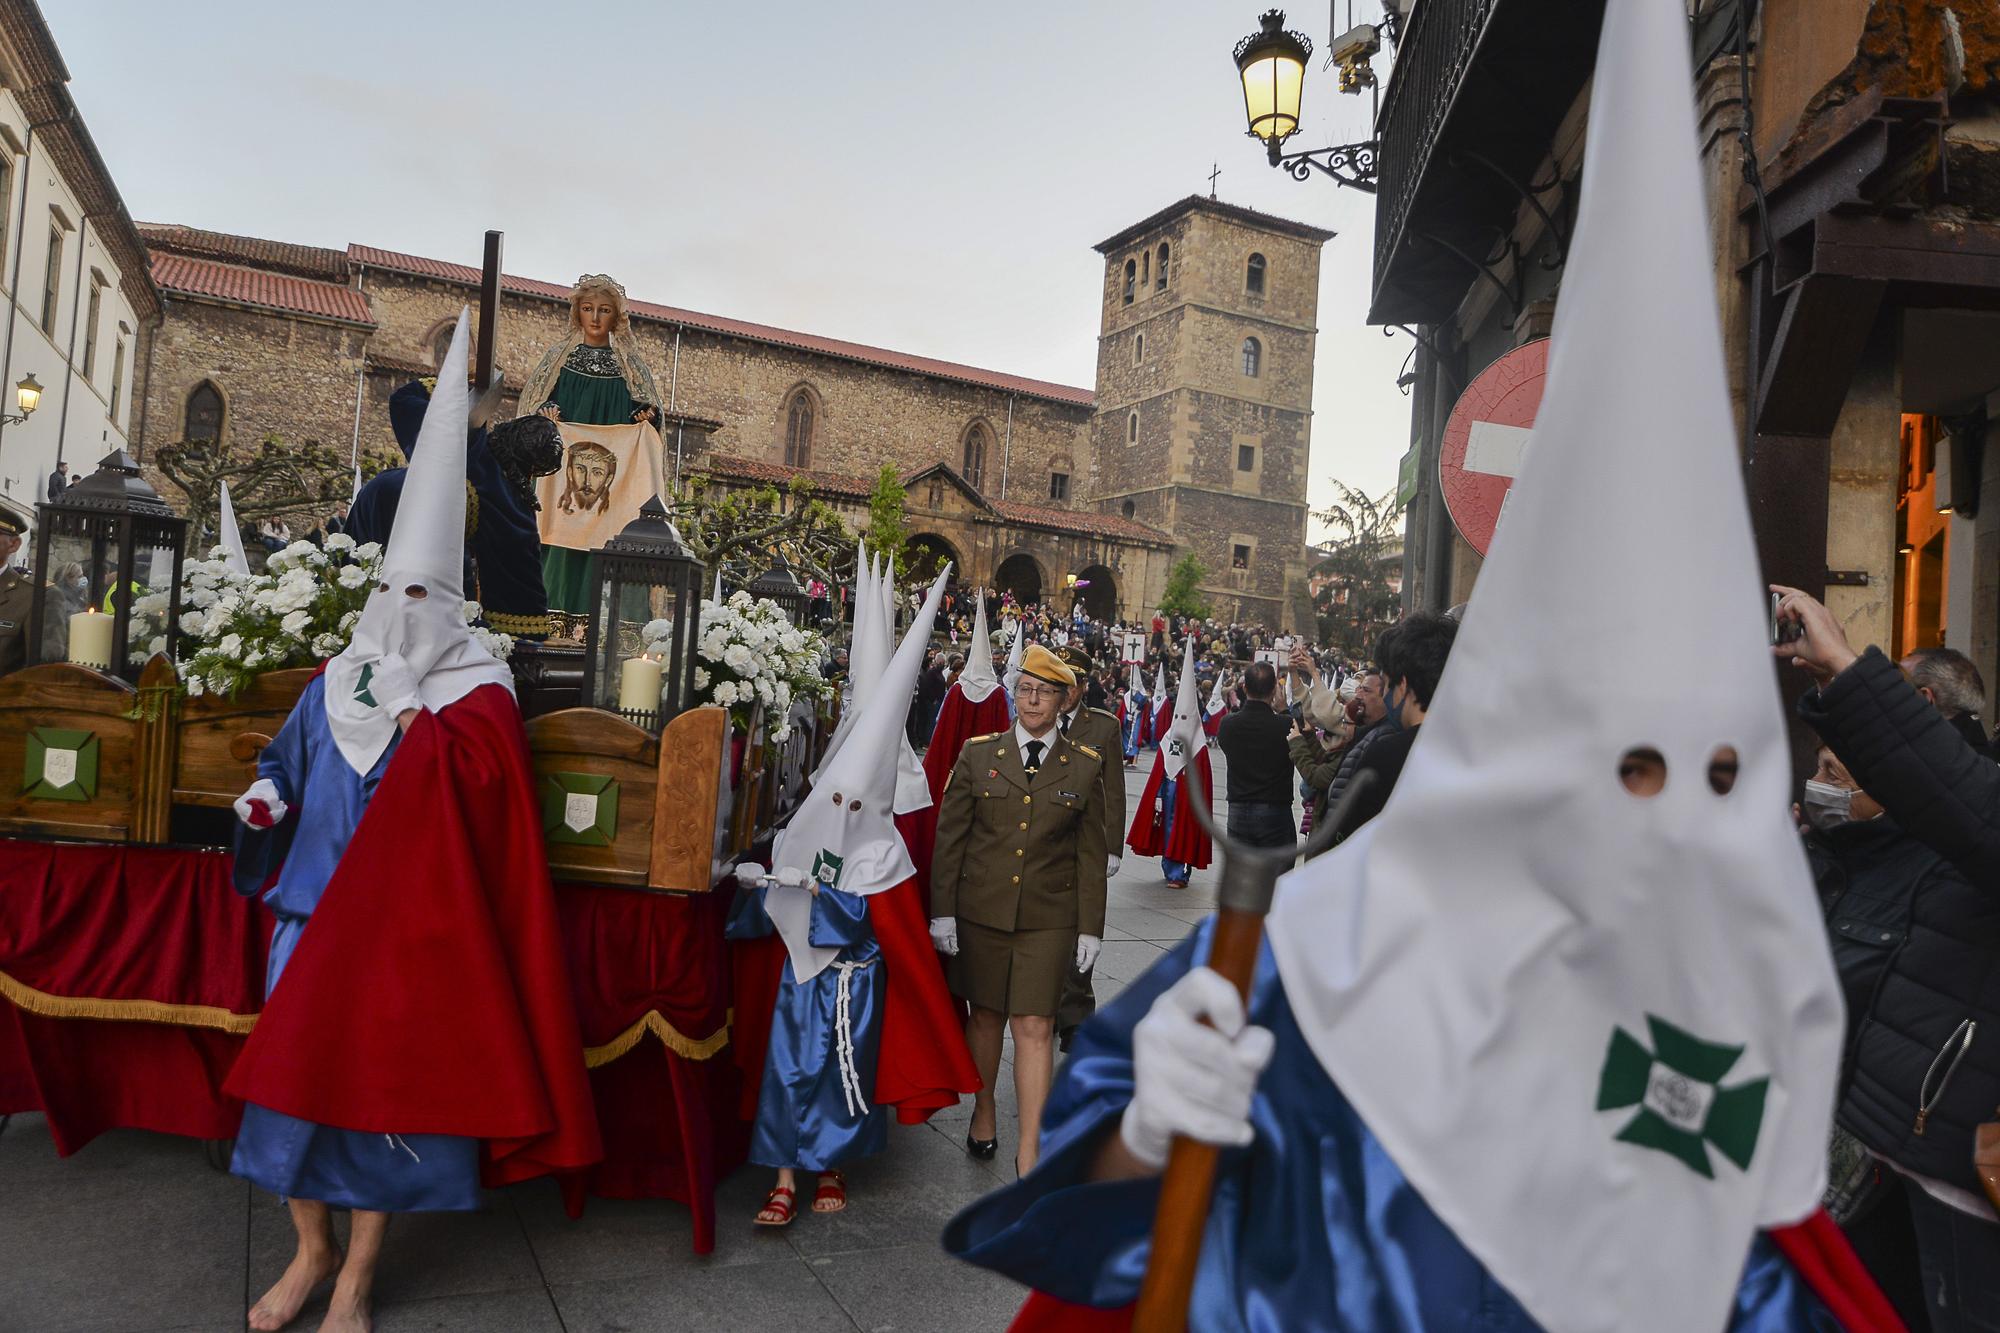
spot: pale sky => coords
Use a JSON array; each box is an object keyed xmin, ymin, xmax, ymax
[{"xmin": 56, "ymin": 0, "xmax": 1411, "ymax": 540}]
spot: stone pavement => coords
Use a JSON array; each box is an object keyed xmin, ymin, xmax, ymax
[{"xmin": 0, "ymin": 754, "xmax": 1248, "ymax": 1332}]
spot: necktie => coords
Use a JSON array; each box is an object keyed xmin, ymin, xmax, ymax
[
  {"xmin": 1060, "ymin": 714, "xmax": 1072, "ymax": 736},
  {"xmin": 1024, "ymin": 740, "xmax": 1044, "ymax": 773}
]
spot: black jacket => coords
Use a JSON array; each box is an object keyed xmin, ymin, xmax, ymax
[
  {"xmin": 1799, "ymin": 647, "xmax": 2000, "ymax": 1190},
  {"xmin": 1329, "ymin": 724, "xmax": 1416, "ymax": 844},
  {"xmin": 1216, "ymin": 700, "xmax": 1294, "ymax": 804}
]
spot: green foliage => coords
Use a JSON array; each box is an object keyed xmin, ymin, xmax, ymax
[
  {"xmin": 1158, "ymin": 554, "xmax": 1211, "ymax": 618},
  {"xmin": 866, "ymin": 464, "xmax": 910, "ymax": 575},
  {"xmin": 666, "ymin": 475, "xmax": 856, "ymax": 590},
  {"xmin": 1311, "ymin": 480, "xmax": 1404, "ymax": 656}
]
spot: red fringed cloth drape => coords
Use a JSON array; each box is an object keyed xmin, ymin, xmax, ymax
[
  {"xmin": 554, "ymin": 886, "xmax": 744, "ymax": 1255},
  {"xmin": 0, "ymin": 840, "xmax": 270, "ymax": 1154}
]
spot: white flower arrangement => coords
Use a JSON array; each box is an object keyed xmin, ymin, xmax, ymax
[
  {"xmin": 642, "ymin": 590, "xmax": 827, "ymax": 740},
  {"xmin": 176, "ymin": 541, "xmax": 512, "ymax": 699}
]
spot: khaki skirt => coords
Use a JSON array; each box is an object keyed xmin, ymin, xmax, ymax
[{"xmin": 949, "ymin": 920, "xmax": 1074, "ymax": 1017}]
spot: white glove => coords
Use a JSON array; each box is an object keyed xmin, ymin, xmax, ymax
[
  {"xmin": 1075, "ymin": 933, "xmax": 1102, "ymax": 972},
  {"xmin": 773, "ymin": 865, "xmax": 806, "ymax": 888},
  {"xmin": 929, "ymin": 916, "xmax": 959, "ymax": 956},
  {"xmin": 232, "ymin": 777, "xmax": 289, "ymax": 829},
  {"xmin": 369, "ymin": 653, "xmax": 423, "ymax": 717},
  {"xmin": 1120, "ymin": 966, "xmax": 1275, "ymax": 1170},
  {"xmin": 1106, "ymin": 854, "xmax": 1122, "ymax": 878},
  {"xmin": 733, "ymin": 862, "xmax": 767, "ymax": 888}
]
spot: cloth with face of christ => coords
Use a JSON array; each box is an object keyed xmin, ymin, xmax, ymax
[{"xmin": 534, "ymin": 420, "xmax": 667, "ymax": 554}]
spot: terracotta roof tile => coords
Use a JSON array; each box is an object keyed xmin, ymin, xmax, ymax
[
  {"xmin": 138, "ymin": 223, "xmax": 349, "ymax": 282},
  {"xmin": 1093, "ymin": 195, "xmax": 1337, "ymax": 253},
  {"xmin": 347, "ymin": 244, "xmax": 1096, "ymax": 408},
  {"xmin": 696, "ymin": 455, "xmax": 1172, "ymax": 545},
  {"xmin": 151, "ymin": 253, "xmax": 375, "ymax": 326}
]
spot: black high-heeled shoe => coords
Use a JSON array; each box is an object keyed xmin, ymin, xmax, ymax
[{"xmin": 965, "ymin": 1132, "xmax": 998, "ymax": 1160}]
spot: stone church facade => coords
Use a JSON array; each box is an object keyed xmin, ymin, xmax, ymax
[{"xmin": 132, "ymin": 196, "xmax": 1327, "ymax": 627}]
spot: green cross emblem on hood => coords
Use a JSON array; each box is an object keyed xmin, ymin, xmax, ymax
[
  {"xmin": 1596, "ymin": 1015, "xmax": 1769, "ymax": 1180},
  {"xmin": 353, "ymin": 662, "xmax": 378, "ymax": 708}
]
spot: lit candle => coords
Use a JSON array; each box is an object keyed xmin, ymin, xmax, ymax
[
  {"xmin": 68, "ymin": 609, "xmax": 113, "ymax": 670},
  {"xmin": 617, "ymin": 654, "xmax": 664, "ymax": 717}
]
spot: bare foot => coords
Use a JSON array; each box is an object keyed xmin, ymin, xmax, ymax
[
  {"xmin": 248, "ymin": 1247, "xmax": 341, "ymax": 1331},
  {"xmin": 317, "ymin": 1294, "xmax": 372, "ymax": 1333}
]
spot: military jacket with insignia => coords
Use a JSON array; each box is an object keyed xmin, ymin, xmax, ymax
[
  {"xmin": 1063, "ymin": 705, "xmax": 1125, "ymax": 862},
  {"xmin": 932, "ymin": 729, "xmax": 1109, "ymax": 937}
]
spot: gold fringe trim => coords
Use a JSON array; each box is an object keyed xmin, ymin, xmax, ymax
[
  {"xmin": 584, "ymin": 1008, "xmax": 730, "ymax": 1068},
  {"xmin": 483, "ymin": 609, "xmax": 554, "ymax": 636},
  {"xmin": 0, "ymin": 968, "xmax": 259, "ymax": 1034}
]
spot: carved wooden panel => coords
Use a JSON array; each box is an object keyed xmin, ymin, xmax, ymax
[
  {"xmin": 0, "ymin": 664, "xmax": 140, "ymax": 842},
  {"xmin": 173, "ymin": 667, "xmax": 315, "ymax": 806},
  {"xmin": 649, "ymin": 705, "xmax": 729, "ymax": 892},
  {"xmin": 526, "ymin": 708, "xmax": 658, "ymax": 888}
]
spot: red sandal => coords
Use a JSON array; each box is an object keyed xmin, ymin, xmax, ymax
[
  {"xmin": 754, "ymin": 1185, "xmax": 796, "ymax": 1227},
  {"xmin": 812, "ymin": 1170, "xmax": 848, "ymax": 1213}
]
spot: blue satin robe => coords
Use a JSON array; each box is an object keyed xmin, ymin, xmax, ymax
[
  {"xmin": 943, "ymin": 921, "xmax": 1840, "ymax": 1332},
  {"xmin": 230, "ymin": 677, "xmax": 481, "ymax": 1212},
  {"xmin": 727, "ymin": 884, "xmax": 888, "ymax": 1172},
  {"xmin": 1122, "ymin": 697, "xmax": 1145, "ymax": 761},
  {"xmin": 1159, "ymin": 776, "xmax": 1189, "ymax": 885}
]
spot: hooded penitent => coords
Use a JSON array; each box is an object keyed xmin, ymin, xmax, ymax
[
  {"xmin": 1002, "ymin": 619, "xmax": 1025, "ymax": 697},
  {"xmin": 1264, "ymin": 0, "xmax": 1844, "ymax": 1327},
  {"xmin": 923, "ymin": 590, "xmax": 1014, "ymax": 803},
  {"xmin": 812, "ymin": 544, "xmax": 878, "ymax": 784},
  {"xmin": 217, "ymin": 479, "xmax": 251, "ymax": 578},
  {"xmin": 322, "ymin": 312, "xmax": 512, "ymax": 776},
  {"xmin": 1149, "ymin": 662, "xmax": 1171, "ymax": 748},
  {"xmin": 1127, "ymin": 636, "xmax": 1213, "ymax": 871},
  {"xmin": 768, "ymin": 564, "xmax": 951, "ymax": 982}
]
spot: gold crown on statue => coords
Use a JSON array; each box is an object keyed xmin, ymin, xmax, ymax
[{"xmin": 571, "ymin": 273, "xmax": 627, "ymax": 299}]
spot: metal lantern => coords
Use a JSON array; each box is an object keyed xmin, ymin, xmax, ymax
[
  {"xmin": 27, "ymin": 448, "xmax": 187, "ymax": 682},
  {"xmin": 582, "ymin": 495, "xmax": 704, "ymax": 732},
  {"xmin": 1234, "ymin": 9, "xmax": 1312, "ymax": 156},
  {"xmin": 749, "ymin": 553, "xmax": 811, "ymax": 625}
]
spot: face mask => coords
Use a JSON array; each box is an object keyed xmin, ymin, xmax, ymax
[
  {"xmin": 1801, "ymin": 779, "xmax": 1854, "ymax": 831},
  {"xmin": 1381, "ymin": 685, "xmax": 1407, "ymax": 732}
]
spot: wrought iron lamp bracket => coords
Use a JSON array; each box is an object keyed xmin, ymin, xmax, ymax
[{"xmin": 1267, "ymin": 137, "xmax": 1380, "ymax": 192}]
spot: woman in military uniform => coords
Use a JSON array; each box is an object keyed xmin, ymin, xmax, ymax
[{"xmin": 929, "ymin": 644, "xmax": 1108, "ymax": 1176}]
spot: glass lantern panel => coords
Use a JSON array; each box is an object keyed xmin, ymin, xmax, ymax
[
  {"xmin": 38, "ymin": 528, "xmax": 106, "ymax": 666},
  {"xmin": 122, "ymin": 537, "xmax": 180, "ymax": 668}
]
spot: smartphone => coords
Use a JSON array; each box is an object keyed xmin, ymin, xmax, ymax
[{"xmin": 1770, "ymin": 592, "xmax": 1804, "ymax": 646}]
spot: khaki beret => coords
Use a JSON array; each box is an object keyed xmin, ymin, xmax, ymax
[{"xmin": 1020, "ymin": 642, "xmax": 1076, "ymax": 688}]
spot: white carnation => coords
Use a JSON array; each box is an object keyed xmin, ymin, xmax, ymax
[
  {"xmin": 242, "ymin": 648, "xmax": 265, "ymax": 670},
  {"xmin": 352, "ymin": 542, "xmax": 382, "ymax": 563},
  {"xmin": 693, "ymin": 666, "xmax": 710, "ymax": 691},
  {"xmin": 184, "ymin": 673, "xmax": 205, "ymax": 697},
  {"xmin": 324, "ymin": 532, "xmax": 355, "ymax": 553},
  {"xmin": 280, "ymin": 610, "xmax": 311, "ymax": 636},
  {"xmin": 337, "ymin": 564, "xmax": 368, "ymax": 589},
  {"xmin": 179, "ymin": 611, "xmax": 206, "ymax": 635},
  {"xmin": 219, "ymin": 633, "xmax": 243, "ymax": 658},
  {"xmin": 712, "ymin": 681, "xmax": 738, "ymax": 707}
]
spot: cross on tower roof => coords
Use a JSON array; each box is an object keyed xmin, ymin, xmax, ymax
[{"xmin": 1208, "ymin": 163, "xmax": 1222, "ymax": 198}]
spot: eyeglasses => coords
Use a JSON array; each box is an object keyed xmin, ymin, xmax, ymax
[{"xmin": 1015, "ymin": 683, "xmax": 1062, "ymax": 702}]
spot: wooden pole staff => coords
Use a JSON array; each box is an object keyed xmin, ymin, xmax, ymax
[
  {"xmin": 475, "ymin": 230, "xmax": 503, "ymax": 394},
  {"xmin": 1130, "ymin": 753, "xmax": 1374, "ymax": 1331}
]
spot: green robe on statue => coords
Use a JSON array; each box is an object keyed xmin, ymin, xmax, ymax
[{"xmin": 538, "ymin": 343, "xmax": 650, "ymax": 613}]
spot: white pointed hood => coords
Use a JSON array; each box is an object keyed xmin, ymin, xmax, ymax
[
  {"xmin": 217, "ymin": 480, "xmax": 250, "ymax": 578},
  {"xmin": 955, "ymin": 591, "xmax": 1001, "ymax": 705},
  {"xmin": 770, "ymin": 564, "xmax": 951, "ymax": 982},
  {"xmin": 322, "ymin": 311, "xmax": 512, "ymax": 775},
  {"xmin": 1265, "ymin": 2, "xmax": 1843, "ymax": 1328},
  {"xmin": 1162, "ymin": 635, "xmax": 1204, "ymax": 780},
  {"xmin": 1204, "ymin": 673, "xmax": 1226, "ymax": 718},
  {"xmin": 876, "ymin": 564, "xmax": 933, "ymax": 814},
  {"xmin": 1128, "ymin": 662, "xmax": 1144, "ymax": 697},
  {"xmin": 1151, "ymin": 662, "xmax": 1166, "ymax": 704},
  {"xmin": 711, "ymin": 569, "xmax": 725, "ymax": 606},
  {"xmin": 1001, "ymin": 619, "xmax": 1025, "ymax": 696},
  {"xmin": 811, "ymin": 543, "xmax": 874, "ymax": 784}
]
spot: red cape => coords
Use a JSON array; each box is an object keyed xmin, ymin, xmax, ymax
[
  {"xmin": 731, "ymin": 874, "xmax": 979, "ymax": 1127},
  {"xmin": 1202, "ymin": 708, "xmax": 1224, "ymax": 739},
  {"xmin": 1126, "ymin": 746, "xmax": 1213, "ymax": 870},
  {"xmin": 1150, "ymin": 700, "xmax": 1172, "ymax": 747},
  {"xmin": 224, "ymin": 683, "xmax": 602, "ymax": 1187},
  {"xmin": 923, "ymin": 685, "xmax": 1012, "ymax": 803},
  {"xmin": 1003, "ymin": 1211, "xmax": 1904, "ymax": 1331}
]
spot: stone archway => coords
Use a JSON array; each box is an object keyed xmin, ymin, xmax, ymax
[
  {"xmin": 994, "ymin": 551, "xmax": 1045, "ymax": 607},
  {"xmin": 907, "ymin": 532, "xmax": 961, "ymax": 584},
  {"xmin": 1075, "ymin": 564, "xmax": 1118, "ymax": 621}
]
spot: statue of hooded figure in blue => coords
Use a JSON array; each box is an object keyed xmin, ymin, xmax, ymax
[
  {"xmin": 943, "ymin": 1, "xmax": 1882, "ymax": 1328},
  {"xmin": 348, "ymin": 373, "xmax": 561, "ymax": 641}
]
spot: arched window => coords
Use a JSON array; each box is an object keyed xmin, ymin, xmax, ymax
[
  {"xmin": 185, "ymin": 381, "xmax": 224, "ymax": 443},
  {"xmin": 1242, "ymin": 337, "xmax": 1262, "ymax": 378},
  {"xmin": 783, "ymin": 389, "xmax": 815, "ymax": 467},
  {"xmin": 1141, "ymin": 252, "xmax": 1150, "ymax": 290},
  {"xmin": 1157, "ymin": 242, "xmax": 1170, "ymax": 291},
  {"xmin": 1122, "ymin": 259, "xmax": 1136, "ymax": 305},
  {"xmin": 1133, "ymin": 332, "xmax": 1145, "ymax": 365},
  {"xmin": 962, "ymin": 423, "xmax": 989, "ymax": 491},
  {"xmin": 430, "ymin": 322, "xmax": 457, "ymax": 370},
  {"xmin": 1126, "ymin": 410, "xmax": 1139, "ymax": 445},
  {"xmin": 1122, "ymin": 499, "xmax": 1137, "ymax": 519},
  {"xmin": 1246, "ymin": 253, "xmax": 1267, "ymax": 296}
]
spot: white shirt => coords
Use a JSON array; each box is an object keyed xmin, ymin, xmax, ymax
[{"xmin": 1014, "ymin": 720, "xmax": 1056, "ymax": 769}]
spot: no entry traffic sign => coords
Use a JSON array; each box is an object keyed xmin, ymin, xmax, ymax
[{"xmin": 1439, "ymin": 338, "xmax": 1548, "ymax": 557}]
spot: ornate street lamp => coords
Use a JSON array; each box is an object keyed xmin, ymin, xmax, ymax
[
  {"xmin": 582, "ymin": 495, "xmax": 704, "ymax": 732},
  {"xmin": 749, "ymin": 553, "xmax": 811, "ymax": 626},
  {"xmin": 1, "ymin": 373, "xmax": 42, "ymax": 425},
  {"xmin": 1233, "ymin": 9, "xmax": 1380, "ymax": 192},
  {"xmin": 27, "ymin": 448, "xmax": 187, "ymax": 682}
]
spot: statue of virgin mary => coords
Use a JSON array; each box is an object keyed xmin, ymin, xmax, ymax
[{"xmin": 520, "ymin": 273, "xmax": 668, "ymax": 614}]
